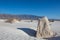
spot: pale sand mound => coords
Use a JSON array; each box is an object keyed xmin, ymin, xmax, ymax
[{"xmin": 36, "ymin": 16, "xmax": 55, "ymax": 38}]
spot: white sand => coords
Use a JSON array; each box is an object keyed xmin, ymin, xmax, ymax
[{"xmin": 0, "ymin": 19, "xmax": 60, "ymax": 40}]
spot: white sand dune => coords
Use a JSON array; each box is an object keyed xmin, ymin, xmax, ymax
[
  {"xmin": 0, "ymin": 27, "xmax": 29, "ymax": 40},
  {"xmin": 0, "ymin": 20, "xmax": 60, "ymax": 40}
]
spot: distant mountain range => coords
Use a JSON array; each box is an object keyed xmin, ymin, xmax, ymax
[
  {"xmin": 0, "ymin": 14, "xmax": 43, "ymax": 20},
  {"xmin": 0, "ymin": 14, "xmax": 60, "ymax": 21}
]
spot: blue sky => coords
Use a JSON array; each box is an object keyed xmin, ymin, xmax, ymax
[{"xmin": 0, "ymin": 0, "xmax": 60, "ymax": 19}]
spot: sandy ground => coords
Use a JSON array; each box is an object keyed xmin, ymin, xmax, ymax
[{"xmin": 0, "ymin": 19, "xmax": 60, "ymax": 40}]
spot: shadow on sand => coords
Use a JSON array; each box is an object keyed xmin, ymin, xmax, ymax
[
  {"xmin": 46, "ymin": 36, "xmax": 60, "ymax": 40},
  {"xmin": 17, "ymin": 28, "xmax": 36, "ymax": 37}
]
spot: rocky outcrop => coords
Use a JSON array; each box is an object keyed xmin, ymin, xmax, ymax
[{"xmin": 36, "ymin": 16, "xmax": 54, "ymax": 38}]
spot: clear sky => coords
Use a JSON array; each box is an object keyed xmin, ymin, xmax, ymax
[{"xmin": 0, "ymin": 0, "xmax": 60, "ymax": 19}]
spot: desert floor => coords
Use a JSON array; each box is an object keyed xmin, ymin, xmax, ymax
[{"xmin": 0, "ymin": 19, "xmax": 60, "ymax": 40}]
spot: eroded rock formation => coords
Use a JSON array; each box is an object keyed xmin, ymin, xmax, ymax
[{"xmin": 36, "ymin": 16, "xmax": 54, "ymax": 38}]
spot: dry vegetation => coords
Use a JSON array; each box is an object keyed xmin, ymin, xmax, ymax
[{"xmin": 5, "ymin": 18, "xmax": 21, "ymax": 23}]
